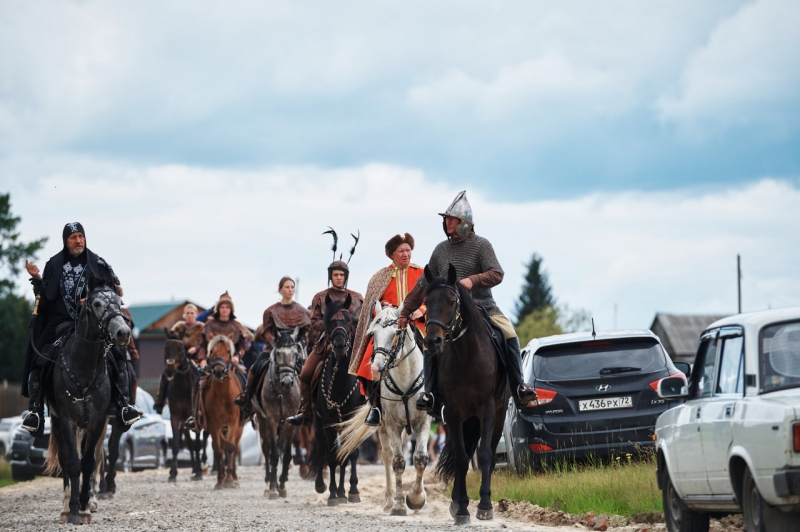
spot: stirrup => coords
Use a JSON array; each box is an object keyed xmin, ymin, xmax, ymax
[
  {"xmin": 22, "ymin": 411, "xmax": 41, "ymax": 433},
  {"xmin": 185, "ymin": 416, "xmax": 195, "ymax": 430},
  {"xmin": 233, "ymin": 392, "xmax": 249, "ymax": 407},
  {"xmin": 364, "ymin": 406, "xmax": 381, "ymax": 427},
  {"xmin": 286, "ymin": 412, "xmax": 305, "ymax": 426},
  {"xmin": 120, "ymin": 405, "xmax": 142, "ymax": 426}
]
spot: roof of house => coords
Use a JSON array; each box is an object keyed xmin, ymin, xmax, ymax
[{"xmin": 650, "ymin": 313, "xmax": 729, "ymax": 357}]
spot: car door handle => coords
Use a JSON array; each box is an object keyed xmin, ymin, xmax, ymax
[
  {"xmin": 695, "ymin": 407, "xmax": 702, "ymax": 419},
  {"xmin": 725, "ymin": 404, "xmax": 734, "ymax": 418}
]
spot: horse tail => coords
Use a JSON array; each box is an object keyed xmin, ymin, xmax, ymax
[
  {"xmin": 44, "ymin": 429, "xmax": 62, "ymax": 477},
  {"xmin": 434, "ymin": 417, "xmax": 481, "ymax": 486},
  {"xmin": 334, "ymin": 402, "xmax": 374, "ymax": 462},
  {"xmin": 308, "ymin": 434, "xmax": 323, "ymax": 478}
]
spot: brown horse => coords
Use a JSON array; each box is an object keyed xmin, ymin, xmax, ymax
[
  {"xmin": 294, "ymin": 424, "xmax": 314, "ymax": 480},
  {"xmin": 201, "ymin": 334, "xmax": 244, "ymax": 489}
]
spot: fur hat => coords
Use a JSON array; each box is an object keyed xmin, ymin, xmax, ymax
[
  {"xmin": 214, "ymin": 291, "xmax": 235, "ymax": 315},
  {"xmin": 385, "ymin": 233, "xmax": 415, "ymax": 258}
]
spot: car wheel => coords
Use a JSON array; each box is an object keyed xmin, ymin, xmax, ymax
[
  {"xmin": 662, "ymin": 467, "xmax": 709, "ymax": 532},
  {"xmin": 121, "ymin": 443, "xmax": 133, "ymax": 473},
  {"xmin": 741, "ymin": 468, "xmax": 777, "ymax": 532}
]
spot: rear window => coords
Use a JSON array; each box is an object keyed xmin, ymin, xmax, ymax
[
  {"xmin": 533, "ymin": 339, "xmax": 667, "ymax": 381},
  {"xmin": 760, "ymin": 320, "xmax": 800, "ymax": 393}
]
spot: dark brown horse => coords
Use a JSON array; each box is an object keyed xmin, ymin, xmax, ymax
[
  {"xmin": 426, "ymin": 264, "xmax": 509, "ymax": 526},
  {"xmin": 308, "ymin": 294, "xmax": 365, "ymax": 506},
  {"xmin": 163, "ymin": 332, "xmax": 207, "ymax": 482},
  {"xmin": 202, "ymin": 334, "xmax": 244, "ymax": 489},
  {"xmin": 252, "ymin": 328, "xmax": 302, "ymax": 498}
]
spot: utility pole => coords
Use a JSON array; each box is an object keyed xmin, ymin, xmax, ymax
[{"xmin": 737, "ymin": 254, "xmax": 742, "ymax": 314}]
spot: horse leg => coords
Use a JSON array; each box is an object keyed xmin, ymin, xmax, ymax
[
  {"xmin": 79, "ymin": 426, "xmax": 104, "ymax": 523},
  {"xmin": 446, "ymin": 412, "xmax": 471, "ymax": 525},
  {"xmin": 56, "ymin": 420, "xmax": 83, "ymax": 524},
  {"xmin": 191, "ymin": 428, "xmax": 204, "ymax": 480},
  {"xmin": 347, "ymin": 446, "xmax": 360, "ymax": 503},
  {"xmin": 223, "ymin": 440, "xmax": 239, "ymax": 488},
  {"xmin": 212, "ymin": 435, "xmax": 224, "ymax": 490},
  {"xmin": 379, "ymin": 426, "xmax": 394, "ymax": 512},
  {"xmin": 407, "ymin": 417, "xmax": 430, "ymax": 511},
  {"xmin": 278, "ymin": 432, "xmax": 292, "ymax": 498},
  {"xmin": 169, "ymin": 417, "xmax": 180, "ymax": 482},
  {"xmin": 337, "ymin": 452, "xmax": 348, "ymax": 502},
  {"xmin": 267, "ymin": 433, "xmax": 280, "ymax": 499},
  {"xmin": 475, "ymin": 405, "xmax": 496, "ymax": 520},
  {"xmin": 104, "ymin": 421, "xmax": 121, "ymax": 495},
  {"xmin": 386, "ymin": 425, "xmax": 406, "ymax": 516}
]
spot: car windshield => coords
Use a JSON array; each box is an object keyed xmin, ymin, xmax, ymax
[
  {"xmin": 533, "ymin": 339, "xmax": 666, "ymax": 381},
  {"xmin": 760, "ymin": 320, "xmax": 800, "ymax": 393}
]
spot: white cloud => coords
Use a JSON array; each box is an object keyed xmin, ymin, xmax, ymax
[
  {"xmin": 657, "ymin": 0, "xmax": 800, "ymax": 131},
  {"xmin": 7, "ymin": 159, "xmax": 799, "ymax": 335}
]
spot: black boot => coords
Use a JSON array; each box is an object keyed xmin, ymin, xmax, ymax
[
  {"xmin": 22, "ymin": 369, "xmax": 45, "ymax": 435},
  {"xmin": 415, "ymin": 350, "xmax": 438, "ymax": 413},
  {"xmin": 364, "ymin": 380, "xmax": 381, "ymax": 426},
  {"xmin": 287, "ymin": 382, "xmax": 312, "ymax": 426},
  {"xmin": 112, "ymin": 354, "xmax": 142, "ymax": 426},
  {"xmin": 153, "ymin": 372, "xmax": 169, "ymax": 415},
  {"xmin": 505, "ymin": 337, "xmax": 537, "ymax": 407},
  {"xmin": 234, "ymin": 351, "xmax": 269, "ymax": 412}
]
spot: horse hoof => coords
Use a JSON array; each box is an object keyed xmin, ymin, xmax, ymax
[
  {"xmin": 327, "ymin": 498, "xmax": 339, "ymax": 507},
  {"xmin": 66, "ymin": 513, "xmax": 82, "ymax": 525},
  {"xmin": 80, "ymin": 511, "xmax": 92, "ymax": 524},
  {"xmin": 214, "ymin": 483, "xmax": 223, "ymax": 490},
  {"xmin": 390, "ymin": 507, "xmax": 407, "ymax": 516},
  {"xmin": 168, "ymin": 476, "xmax": 177, "ymax": 483},
  {"xmin": 476, "ymin": 507, "xmax": 493, "ymax": 520},
  {"xmin": 278, "ymin": 488, "xmax": 287, "ymax": 498},
  {"xmin": 406, "ymin": 494, "xmax": 426, "ymax": 510},
  {"xmin": 88, "ymin": 501, "xmax": 98, "ymax": 512},
  {"xmin": 338, "ymin": 496, "xmax": 348, "ymax": 504},
  {"xmin": 97, "ymin": 491, "xmax": 113, "ymax": 500},
  {"xmin": 191, "ymin": 474, "xmax": 203, "ymax": 481},
  {"xmin": 224, "ymin": 480, "xmax": 239, "ymax": 489},
  {"xmin": 268, "ymin": 491, "xmax": 280, "ymax": 500},
  {"xmin": 454, "ymin": 515, "xmax": 471, "ymax": 526},
  {"xmin": 347, "ymin": 493, "xmax": 360, "ymax": 503},
  {"xmin": 315, "ymin": 483, "xmax": 326, "ymax": 494}
]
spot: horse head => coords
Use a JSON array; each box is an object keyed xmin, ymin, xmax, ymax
[
  {"xmin": 207, "ymin": 333, "xmax": 235, "ymax": 381},
  {"xmin": 367, "ymin": 303, "xmax": 402, "ymax": 374},
  {"xmin": 163, "ymin": 329, "xmax": 185, "ymax": 381},
  {"xmin": 273, "ymin": 328, "xmax": 300, "ymax": 391},
  {"xmin": 324, "ymin": 293, "xmax": 354, "ymax": 360},
  {"xmin": 85, "ymin": 274, "xmax": 130, "ymax": 347},
  {"xmin": 422, "ymin": 263, "xmax": 461, "ymax": 355}
]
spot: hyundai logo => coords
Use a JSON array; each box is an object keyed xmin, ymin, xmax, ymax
[{"xmin": 596, "ymin": 384, "xmax": 611, "ymax": 392}]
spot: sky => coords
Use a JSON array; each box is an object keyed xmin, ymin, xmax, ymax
[{"xmin": 2, "ymin": 0, "xmax": 799, "ymax": 333}]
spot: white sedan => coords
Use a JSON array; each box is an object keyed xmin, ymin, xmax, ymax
[{"xmin": 655, "ymin": 306, "xmax": 800, "ymax": 532}]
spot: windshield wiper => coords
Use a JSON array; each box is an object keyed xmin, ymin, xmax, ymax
[{"xmin": 599, "ymin": 366, "xmax": 641, "ymax": 375}]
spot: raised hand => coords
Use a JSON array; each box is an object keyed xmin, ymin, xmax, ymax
[{"xmin": 25, "ymin": 259, "xmax": 41, "ymax": 280}]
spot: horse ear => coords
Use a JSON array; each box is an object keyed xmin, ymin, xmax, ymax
[
  {"xmin": 370, "ymin": 300, "xmax": 379, "ymax": 320},
  {"xmin": 447, "ymin": 263, "xmax": 457, "ymax": 285},
  {"xmin": 424, "ymin": 264, "xmax": 433, "ymax": 283},
  {"xmin": 227, "ymin": 332, "xmax": 235, "ymax": 340},
  {"xmin": 291, "ymin": 326, "xmax": 299, "ymax": 341},
  {"xmin": 87, "ymin": 273, "xmax": 98, "ymax": 291},
  {"xmin": 343, "ymin": 293, "xmax": 352, "ymax": 310}
]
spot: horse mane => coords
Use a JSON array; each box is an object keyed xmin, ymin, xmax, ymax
[
  {"xmin": 207, "ymin": 334, "xmax": 235, "ymax": 355},
  {"xmin": 425, "ymin": 275, "xmax": 481, "ymax": 326}
]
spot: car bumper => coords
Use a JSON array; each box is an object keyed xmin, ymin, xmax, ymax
[
  {"xmin": 774, "ymin": 470, "xmax": 800, "ymax": 497},
  {"xmin": 524, "ymin": 438, "xmax": 654, "ymax": 467}
]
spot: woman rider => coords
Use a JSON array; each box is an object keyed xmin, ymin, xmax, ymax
[
  {"xmin": 349, "ymin": 233, "xmax": 426, "ymax": 426},
  {"xmin": 153, "ymin": 303, "xmax": 205, "ymax": 414},
  {"xmin": 187, "ymin": 291, "xmax": 251, "ymax": 432},
  {"xmin": 234, "ymin": 277, "xmax": 311, "ymax": 419}
]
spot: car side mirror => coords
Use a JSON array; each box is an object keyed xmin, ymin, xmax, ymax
[
  {"xmin": 658, "ymin": 376, "xmax": 688, "ymax": 399},
  {"xmin": 674, "ymin": 362, "xmax": 691, "ymax": 376}
]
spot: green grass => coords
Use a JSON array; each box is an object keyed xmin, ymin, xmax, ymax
[
  {"xmin": 466, "ymin": 453, "xmax": 662, "ymax": 519},
  {"xmin": 0, "ymin": 456, "xmax": 17, "ymax": 488}
]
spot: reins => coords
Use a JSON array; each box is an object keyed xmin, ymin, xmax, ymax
[
  {"xmin": 426, "ymin": 284, "xmax": 468, "ymax": 343},
  {"xmin": 373, "ymin": 321, "xmax": 423, "ymax": 435}
]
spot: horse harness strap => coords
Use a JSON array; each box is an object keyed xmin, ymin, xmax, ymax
[
  {"xmin": 382, "ymin": 368, "xmax": 424, "ymax": 435},
  {"xmin": 59, "ymin": 344, "xmax": 111, "ymax": 403},
  {"xmin": 321, "ymin": 354, "xmax": 359, "ymax": 424}
]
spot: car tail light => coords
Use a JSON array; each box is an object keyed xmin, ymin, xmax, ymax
[
  {"xmin": 649, "ymin": 379, "xmax": 661, "ymax": 392},
  {"xmin": 524, "ymin": 388, "xmax": 557, "ymax": 409},
  {"xmin": 529, "ymin": 442, "xmax": 554, "ymax": 453},
  {"xmin": 794, "ymin": 423, "xmax": 800, "ymax": 453}
]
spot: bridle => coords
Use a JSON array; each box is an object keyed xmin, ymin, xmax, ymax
[
  {"xmin": 327, "ymin": 312, "xmax": 353, "ymax": 355},
  {"xmin": 207, "ymin": 339, "xmax": 234, "ymax": 380},
  {"xmin": 425, "ymin": 284, "xmax": 467, "ymax": 343},
  {"xmin": 75, "ymin": 287, "xmax": 125, "ymax": 344}
]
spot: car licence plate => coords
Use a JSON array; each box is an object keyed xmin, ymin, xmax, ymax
[{"xmin": 579, "ymin": 396, "xmax": 633, "ymax": 411}]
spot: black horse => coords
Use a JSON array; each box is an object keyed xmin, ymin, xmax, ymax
[
  {"xmin": 426, "ymin": 264, "xmax": 510, "ymax": 526},
  {"xmin": 163, "ymin": 332, "xmax": 208, "ymax": 482},
  {"xmin": 309, "ymin": 294, "xmax": 365, "ymax": 506},
  {"xmin": 43, "ymin": 277, "xmax": 131, "ymax": 524}
]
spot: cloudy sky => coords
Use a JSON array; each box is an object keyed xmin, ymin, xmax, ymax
[{"xmin": 2, "ymin": 0, "xmax": 799, "ymax": 332}]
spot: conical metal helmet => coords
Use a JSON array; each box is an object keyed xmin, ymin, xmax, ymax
[{"xmin": 439, "ymin": 190, "xmax": 474, "ymax": 240}]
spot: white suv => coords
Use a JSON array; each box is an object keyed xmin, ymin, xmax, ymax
[{"xmin": 655, "ymin": 306, "xmax": 800, "ymax": 532}]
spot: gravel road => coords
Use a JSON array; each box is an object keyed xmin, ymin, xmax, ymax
[{"xmin": 0, "ymin": 462, "xmax": 695, "ymax": 532}]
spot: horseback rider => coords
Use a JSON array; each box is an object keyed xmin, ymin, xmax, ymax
[
  {"xmin": 187, "ymin": 291, "xmax": 251, "ymax": 431},
  {"xmin": 234, "ymin": 276, "xmax": 311, "ymax": 419},
  {"xmin": 286, "ymin": 260, "xmax": 364, "ymax": 426},
  {"xmin": 21, "ymin": 222, "xmax": 141, "ymax": 434},
  {"xmin": 349, "ymin": 233, "xmax": 426, "ymax": 426},
  {"xmin": 153, "ymin": 303, "xmax": 205, "ymax": 414},
  {"xmin": 398, "ymin": 191, "xmax": 537, "ymax": 412}
]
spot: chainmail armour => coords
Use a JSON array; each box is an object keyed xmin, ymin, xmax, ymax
[{"xmin": 403, "ymin": 233, "xmax": 504, "ymax": 317}]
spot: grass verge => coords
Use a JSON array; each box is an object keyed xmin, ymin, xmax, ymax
[
  {"xmin": 0, "ymin": 456, "xmax": 17, "ymax": 488},
  {"xmin": 466, "ymin": 453, "xmax": 662, "ymax": 519}
]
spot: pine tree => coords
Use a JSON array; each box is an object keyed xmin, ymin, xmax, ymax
[{"xmin": 514, "ymin": 253, "xmax": 554, "ymax": 325}]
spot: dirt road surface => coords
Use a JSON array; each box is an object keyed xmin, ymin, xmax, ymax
[{"xmin": 1, "ymin": 463, "xmax": 734, "ymax": 532}]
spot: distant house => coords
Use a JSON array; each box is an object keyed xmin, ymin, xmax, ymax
[
  {"xmin": 650, "ymin": 313, "xmax": 729, "ymax": 364},
  {"xmin": 127, "ymin": 301, "xmax": 207, "ymax": 384}
]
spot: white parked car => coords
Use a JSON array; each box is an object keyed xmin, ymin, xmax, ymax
[
  {"xmin": 655, "ymin": 306, "xmax": 800, "ymax": 532},
  {"xmin": 0, "ymin": 415, "xmax": 23, "ymax": 457}
]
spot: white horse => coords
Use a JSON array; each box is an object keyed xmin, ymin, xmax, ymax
[{"xmin": 338, "ymin": 303, "xmax": 430, "ymax": 515}]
